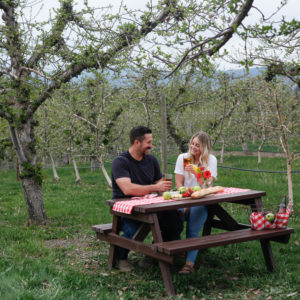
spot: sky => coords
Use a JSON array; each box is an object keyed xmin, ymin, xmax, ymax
[{"xmin": 27, "ymin": 0, "xmax": 300, "ymax": 70}]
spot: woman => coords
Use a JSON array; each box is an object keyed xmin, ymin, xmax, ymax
[{"xmin": 174, "ymin": 131, "xmax": 217, "ymax": 274}]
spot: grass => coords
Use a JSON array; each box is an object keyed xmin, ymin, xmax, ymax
[{"xmin": 0, "ymin": 155, "xmax": 299, "ymax": 299}]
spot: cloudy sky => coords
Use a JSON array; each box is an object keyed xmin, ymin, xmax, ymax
[{"xmin": 28, "ymin": 0, "xmax": 300, "ymax": 70}]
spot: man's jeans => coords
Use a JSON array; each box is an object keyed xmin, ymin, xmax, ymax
[{"xmin": 118, "ymin": 210, "xmax": 183, "ymax": 260}]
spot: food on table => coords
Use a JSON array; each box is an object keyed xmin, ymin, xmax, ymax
[
  {"xmin": 172, "ymin": 194, "xmax": 182, "ymax": 200},
  {"xmin": 163, "ymin": 191, "xmax": 172, "ymax": 200},
  {"xmin": 179, "ymin": 186, "xmax": 187, "ymax": 194},
  {"xmin": 191, "ymin": 186, "xmax": 224, "ymax": 199},
  {"xmin": 182, "ymin": 192, "xmax": 191, "ymax": 198},
  {"xmin": 192, "ymin": 185, "xmax": 201, "ymax": 191},
  {"xmin": 265, "ymin": 212, "xmax": 275, "ymax": 222}
]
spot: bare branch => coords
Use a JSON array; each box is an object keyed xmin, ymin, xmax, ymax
[
  {"xmin": 28, "ymin": 0, "xmax": 176, "ymax": 116},
  {"xmin": 26, "ymin": 1, "xmax": 76, "ymax": 69},
  {"xmin": 73, "ymin": 114, "xmax": 97, "ymax": 129},
  {"xmin": 19, "ymin": 67, "xmax": 52, "ymax": 80},
  {"xmin": 166, "ymin": 0, "xmax": 254, "ymax": 78}
]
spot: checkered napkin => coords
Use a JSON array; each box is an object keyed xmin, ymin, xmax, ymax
[
  {"xmin": 250, "ymin": 209, "xmax": 291, "ymax": 230},
  {"xmin": 215, "ymin": 187, "xmax": 250, "ymax": 195},
  {"xmin": 112, "ymin": 194, "xmax": 177, "ymax": 214}
]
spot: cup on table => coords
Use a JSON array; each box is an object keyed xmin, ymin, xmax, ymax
[{"xmin": 162, "ymin": 173, "xmax": 173, "ymax": 191}]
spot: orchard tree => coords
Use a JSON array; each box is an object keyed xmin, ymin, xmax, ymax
[
  {"xmin": 0, "ymin": 0, "xmax": 261, "ymax": 224},
  {"xmin": 0, "ymin": 0, "xmax": 179, "ymax": 224}
]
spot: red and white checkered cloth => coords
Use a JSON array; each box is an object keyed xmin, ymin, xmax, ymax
[
  {"xmin": 112, "ymin": 194, "xmax": 177, "ymax": 214},
  {"xmin": 112, "ymin": 187, "xmax": 251, "ymax": 215},
  {"xmin": 250, "ymin": 209, "xmax": 291, "ymax": 230},
  {"xmin": 215, "ymin": 187, "xmax": 250, "ymax": 195}
]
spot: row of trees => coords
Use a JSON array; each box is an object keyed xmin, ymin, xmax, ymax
[{"xmin": 0, "ymin": 0, "xmax": 299, "ymax": 224}]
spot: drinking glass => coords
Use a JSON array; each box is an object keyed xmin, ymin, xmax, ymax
[
  {"xmin": 183, "ymin": 156, "xmax": 192, "ymax": 168},
  {"xmin": 162, "ymin": 173, "xmax": 173, "ymax": 191}
]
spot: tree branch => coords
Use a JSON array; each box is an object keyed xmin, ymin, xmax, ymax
[
  {"xmin": 26, "ymin": 0, "xmax": 75, "ymax": 69},
  {"xmin": 27, "ymin": 0, "xmax": 176, "ymax": 117},
  {"xmin": 165, "ymin": 0, "xmax": 254, "ymax": 78}
]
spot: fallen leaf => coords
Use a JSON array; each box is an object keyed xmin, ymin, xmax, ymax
[
  {"xmin": 287, "ymin": 292, "xmax": 298, "ymax": 297},
  {"xmin": 295, "ymin": 241, "xmax": 299, "ymax": 246},
  {"xmin": 266, "ymin": 296, "xmax": 272, "ymax": 300}
]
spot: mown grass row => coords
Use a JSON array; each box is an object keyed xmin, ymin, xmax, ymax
[{"xmin": 0, "ymin": 155, "xmax": 299, "ymax": 299}]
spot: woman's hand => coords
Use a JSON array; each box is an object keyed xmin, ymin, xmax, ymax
[{"xmin": 184, "ymin": 164, "xmax": 197, "ymax": 177}]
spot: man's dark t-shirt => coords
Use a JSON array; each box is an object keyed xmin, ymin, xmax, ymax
[{"xmin": 111, "ymin": 151, "xmax": 162, "ymax": 199}]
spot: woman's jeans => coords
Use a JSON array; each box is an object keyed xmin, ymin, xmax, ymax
[{"xmin": 180, "ymin": 205, "xmax": 208, "ymax": 264}]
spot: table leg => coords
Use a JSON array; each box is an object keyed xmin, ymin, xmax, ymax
[
  {"xmin": 108, "ymin": 214, "xmax": 120, "ymax": 269},
  {"xmin": 202, "ymin": 207, "xmax": 214, "ymax": 236},
  {"xmin": 249, "ymin": 197, "xmax": 276, "ymax": 272},
  {"xmin": 150, "ymin": 213, "xmax": 176, "ymax": 296},
  {"xmin": 260, "ymin": 239, "xmax": 276, "ymax": 272}
]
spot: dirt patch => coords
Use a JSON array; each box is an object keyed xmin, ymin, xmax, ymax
[{"xmin": 45, "ymin": 234, "xmax": 109, "ymax": 274}]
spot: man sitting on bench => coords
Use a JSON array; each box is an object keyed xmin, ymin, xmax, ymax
[{"xmin": 111, "ymin": 125, "xmax": 183, "ymax": 271}]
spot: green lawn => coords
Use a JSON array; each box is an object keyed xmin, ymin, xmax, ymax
[{"xmin": 0, "ymin": 155, "xmax": 299, "ymax": 299}]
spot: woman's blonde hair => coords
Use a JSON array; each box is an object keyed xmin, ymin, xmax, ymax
[{"xmin": 188, "ymin": 131, "xmax": 212, "ymax": 167}]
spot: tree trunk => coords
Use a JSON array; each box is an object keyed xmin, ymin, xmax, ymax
[
  {"xmin": 160, "ymin": 94, "xmax": 167, "ymax": 174},
  {"xmin": 97, "ymin": 155, "xmax": 112, "ymax": 187},
  {"xmin": 21, "ymin": 177, "xmax": 47, "ymax": 224},
  {"xmin": 220, "ymin": 140, "xmax": 225, "ymax": 164},
  {"xmin": 49, "ymin": 153, "xmax": 60, "ymax": 182},
  {"xmin": 9, "ymin": 119, "xmax": 47, "ymax": 224},
  {"xmin": 286, "ymin": 159, "xmax": 293, "ymax": 212},
  {"xmin": 242, "ymin": 141, "xmax": 248, "ymax": 152},
  {"xmin": 90, "ymin": 156, "xmax": 100, "ymax": 171},
  {"xmin": 72, "ymin": 158, "xmax": 81, "ymax": 183}
]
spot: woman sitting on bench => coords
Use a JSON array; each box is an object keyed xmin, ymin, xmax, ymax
[{"xmin": 174, "ymin": 131, "xmax": 217, "ymax": 274}]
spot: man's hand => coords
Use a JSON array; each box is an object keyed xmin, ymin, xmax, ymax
[{"xmin": 155, "ymin": 180, "xmax": 172, "ymax": 192}]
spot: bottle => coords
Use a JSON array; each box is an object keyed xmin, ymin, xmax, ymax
[{"xmin": 278, "ymin": 195, "xmax": 286, "ymax": 213}]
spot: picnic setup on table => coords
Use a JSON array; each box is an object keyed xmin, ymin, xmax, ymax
[{"xmin": 93, "ymin": 186, "xmax": 294, "ymax": 296}]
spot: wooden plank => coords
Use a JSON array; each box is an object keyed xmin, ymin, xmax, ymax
[
  {"xmin": 98, "ymin": 232, "xmax": 174, "ymax": 264},
  {"xmin": 108, "ymin": 215, "xmax": 120, "ymax": 269},
  {"xmin": 92, "ymin": 223, "xmax": 112, "ymax": 234},
  {"xmin": 155, "ymin": 228, "xmax": 294, "ymax": 255},
  {"xmin": 260, "ymin": 239, "xmax": 276, "ymax": 271}
]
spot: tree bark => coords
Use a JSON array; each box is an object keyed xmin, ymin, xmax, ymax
[
  {"xmin": 97, "ymin": 155, "xmax": 112, "ymax": 187},
  {"xmin": 9, "ymin": 119, "xmax": 47, "ymax": 224},
  {"xmin": 220, "ymin": 140, "xmax": 225, "ymax": 164},
  {"xmin": 72, "ymin": 158, "xmax": 81, "ymax": 183},
  {"xmin": 21, "ymin": 177, "xmax": 46, "ymax": 224},
  {"xmin": 49, "ymin": 153, "xmax": 60, "ymax": 182},
  {"xmin": 160, "ymin": 94, "xmax": 167, "ymax": 174}
]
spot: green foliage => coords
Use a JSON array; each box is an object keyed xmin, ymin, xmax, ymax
[
  {"xmin": 0, "ymin": 156, "xmax": 299, "ymax": 299},
  {"xmin": 19, "ymin": 162, "xmax": 45, "ymax": 185}
]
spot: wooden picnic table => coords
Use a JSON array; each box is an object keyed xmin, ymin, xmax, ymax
[{"xmin": 92, "ymin": 189, "xmax": 294, "ymax": 296}]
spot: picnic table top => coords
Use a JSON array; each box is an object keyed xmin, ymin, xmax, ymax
[{"xmin": 106, "ymin": 189, "xmax": 266, "ymax": 213}]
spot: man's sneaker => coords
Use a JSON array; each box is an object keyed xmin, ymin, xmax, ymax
[
  {"xmin": 118, "ymin": 259, "xmax": 133, "ymax": 272},
  {"xmin": 139, "ymin": 255, "xmax": 156, "ymax": 268}
]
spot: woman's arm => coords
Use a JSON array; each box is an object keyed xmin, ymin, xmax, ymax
[{"xmin": 175, "ymin": 173, "xmax": 185, "ymax": 189}]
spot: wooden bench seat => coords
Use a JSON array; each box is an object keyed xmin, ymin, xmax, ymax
[
  {"xmin": 92, "ymin": 223, "xmax": 113, "ymax": 235},
  {"xmin": 155, "ymin": 228, "xmax": 294, "ymax": 255}
]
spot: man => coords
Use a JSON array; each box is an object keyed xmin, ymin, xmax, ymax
[{"xmin": 111, "ymin": 126, "xmax": 182, "ymax": 271}]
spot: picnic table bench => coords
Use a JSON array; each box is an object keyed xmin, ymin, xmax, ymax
[{"xmin": 92, "ymin": 189, "xmax": 294, "ymax": 296}]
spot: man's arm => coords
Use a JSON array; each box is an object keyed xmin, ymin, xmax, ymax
[{"xmin": 116, "ymin": 177, "xmax": 172, "ymax": 196}]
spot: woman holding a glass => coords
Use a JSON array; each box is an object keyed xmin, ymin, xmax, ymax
[{"xmin": 174, "ymin": 131, "xmax": 217, "ymax": 274}]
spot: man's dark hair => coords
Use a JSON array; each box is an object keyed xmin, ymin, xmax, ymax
[{"xmin": 130, "ymin": 126, "xmax": 152, "ymax": 145}]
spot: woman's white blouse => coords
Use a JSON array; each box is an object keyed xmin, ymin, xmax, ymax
[{"xmin": 174, "ymin": 153, "xmax": 217, "ymax": 188}]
